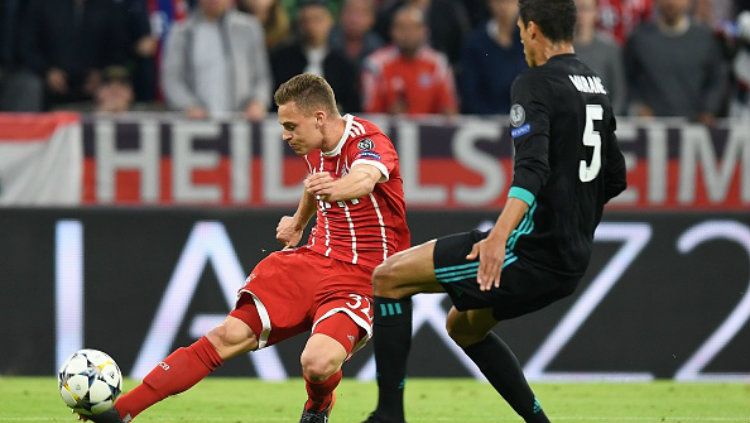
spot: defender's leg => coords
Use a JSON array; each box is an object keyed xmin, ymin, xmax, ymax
[
  {"xmin": 447, "ymin": 307, "xmax": 550, "ymax": 423},
  {"xmin": 365, "ymin": 241, "xmax": 445, "ymax": 423},
  {"xmin": 372, "ymin": 240, "xmax": 444, "ymax": 299}
]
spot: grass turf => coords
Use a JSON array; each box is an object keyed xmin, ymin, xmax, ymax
[{"xmin": 1, "ymin": 377, "xmax": 748, "ymax": 423}]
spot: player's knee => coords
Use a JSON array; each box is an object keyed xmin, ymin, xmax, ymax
[
  {"xmin": 372, "ymin": 259, "xmax": 402, "ymax": 298},
  {"xmin": 300, "ymin": 349, "xmax": 341, "ymax": 382},
  {"xmin": 445, "ymin": 313, "xmax": 484, "ymax": 348}
]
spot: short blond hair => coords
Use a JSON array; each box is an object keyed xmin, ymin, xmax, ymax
[{"xmin": 274, "ymin": 73, "xmax": 338, "ymax": 114}]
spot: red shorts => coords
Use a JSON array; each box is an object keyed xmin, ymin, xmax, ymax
[{"xmin": 230, "ymin": 247, "xmax": 374, "ymax": 356}]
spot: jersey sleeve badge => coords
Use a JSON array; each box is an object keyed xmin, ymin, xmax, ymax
[
  {"xmin": 510, "ymin": 103, "xmax": 526, "ymax": 127},
  {"xmin": 357, "ymin": 138, "xmax": 375, "ymax": 150}
]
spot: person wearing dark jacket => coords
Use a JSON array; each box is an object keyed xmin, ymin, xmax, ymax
[
  {"xmin": 271, "ymin": 0, "xmax": 360, "ymax": 112},
  {"xmin": 459, "ymin": 0, "xmax": 526, "ymax": 115},
  {"xmin": 20, "ymin": 0, "xmax": 129, "ymax": 108}
]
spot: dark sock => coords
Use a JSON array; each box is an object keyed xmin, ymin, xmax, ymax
[
  {"xmin": 372, "ymin": 296, "xmax": 412, "ymax": 422},
  {"xmin": 462, "ymin": 333, "xmax": 550, "ymax": 423}
]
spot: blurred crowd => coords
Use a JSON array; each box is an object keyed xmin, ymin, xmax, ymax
[{"xmin": 1, "ymin": 0, "xmax": 749, "ymax": 122}]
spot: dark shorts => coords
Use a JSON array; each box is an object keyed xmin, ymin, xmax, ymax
[{"xmin": 433, "ymin": 230, "xmax": 580, "ymax": 321}]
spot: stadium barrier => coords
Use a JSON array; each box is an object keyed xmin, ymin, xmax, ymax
[
  {"xmin": 0, "ymin": 113, "xmax": 748, "ymax": 209},
  {"xmin": 1, "ymin": 208, "xmax": 747, "ymax": 381}
]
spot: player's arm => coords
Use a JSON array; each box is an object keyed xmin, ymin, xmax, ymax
[
  {"xmin": 304, "ymin": 164, "xmax": 382, "ymax": 203},
  {"xmin": 467, "ymin": 197, "xmax": 529, "ymax": 291},
  {"xmin": 467, "ymin": 138, "xmax": 549, "ymax": 291},
  {"xmin": 276, "ymin": 190, "xmax": 316, "ymax": 247},
  {"xmin": 467, "ymin": 73, "xmax": 551, "ymax": 290},
  {"xmin": 603, "ymin": 116, "xmax": 627, "ymax": 202}
]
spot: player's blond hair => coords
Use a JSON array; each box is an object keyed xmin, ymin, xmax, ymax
[{"xmin": 274, "ymin": 73, "xmax": 338, "ymax": 115}]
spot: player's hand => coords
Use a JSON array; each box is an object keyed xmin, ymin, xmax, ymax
[
  {"xmin": 276, "ymin": 215, "xmax": 303, "ymax": 248},
  {"xmin": 465, "ymin": 234, "xmax": 506, "ymax": 291},
  {"xmin": 305, "ymin": 172, "xmax": 337, "ymax": 201}
]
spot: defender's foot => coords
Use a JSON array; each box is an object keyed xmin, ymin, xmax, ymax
[{"xmin": 361, "ymin": 411, "xmax": 406, "ymax": 423}]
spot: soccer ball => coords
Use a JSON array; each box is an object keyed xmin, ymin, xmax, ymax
[{"xmin": 57, "ymin": 349, "xmax": 123, "ymax": 416}]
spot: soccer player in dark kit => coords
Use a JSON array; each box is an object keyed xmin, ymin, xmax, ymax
[{"xmin": 362, "ymin": 0, "xmax": 627, "ymax": 422}]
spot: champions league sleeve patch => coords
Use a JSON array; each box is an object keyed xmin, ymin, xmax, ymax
[
  {"xmin": 357, "ymin": 138, "xmax": 375, "ymax": 150},
  {"xmin": 511, "ymin": 123, "xmax": 531, "ymax": 138},
  {"xmin": 510, "ymin": 104, "xmax": 526, "ymax": 127},
  {"xmin": 355, "ymin": 150, "xmax": 382, "ymax": 161}
]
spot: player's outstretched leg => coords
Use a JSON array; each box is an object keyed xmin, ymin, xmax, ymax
[
  {"xmin": 100, "ymin": 315, "xmax": 259, "ymax": 423},
  {"xmin": 299, "ymin": 320, "xmax": 350, "ymax": 423},
  {"xmin": 446, "ymin": 308, "xmax": 550, "ymax": 423},
  {"xmin": 364, "ymin": 241, "xmax": 444, "ymax": 423}
]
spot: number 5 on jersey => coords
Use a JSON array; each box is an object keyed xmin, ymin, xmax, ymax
[{"xmin": 580, "ymin": 104, "xmax": 603, "ymax": 182}]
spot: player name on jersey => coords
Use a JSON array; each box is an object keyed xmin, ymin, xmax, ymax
[{"xmin": 568, "ymin": 75, "xmax": 608, "ymax": 95}]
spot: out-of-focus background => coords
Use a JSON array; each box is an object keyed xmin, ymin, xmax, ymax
[{"xmin": 0, "ymin": 0, "xmax": 748, "ymax": 383}]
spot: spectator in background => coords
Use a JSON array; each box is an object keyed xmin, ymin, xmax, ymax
[
  {"xmin": 162, "ymin": 0, "xmax": 272, "ymax": 120},
  {"xmin": 459, "ymin": 0, "xmax": 526, "ymax": 115},
  {"xmin": 625, "ymin": 0, "xmax": 728, "ymax": 123},
  {"xmin": 95, "ymin": 66, "xmax": 135, "ymax": 114},
  {"xmin": 575, "ymin": 0, "xmax": 627, "ymax": 114},
  {"xmin": 694, "ymin": 0, "xmax": 733, "ymax": 28},
  {"xmin": 144, "ymin": 0, "xmax": 189, "ymax": 102},
  {"xmin": 281, "ymin": 0, "xmax": 344, "ymax": 21},
  {"xmin": 363, "ymin": 5, "xmax": 457, "ymax": 115},
  {"xmin": 271, "ymin": 0, "xmax": 360, "ymax": 112},
  {"xmin": 464, "ymin": 0, "xmax": 490, "ymax": 28},
  {"xmin": 375, "ymin": 0, "xmax": 471, "ymax": 65},
  {"xmin": 20, "ymin": 0, "xmax": 130, "ymax": 109},
  {"xmin": 116, "ymin": 0, "xmax": 160, "ymax": 103},
  {"xmin": 598, "ymin": 0, "xmax": 653, "ymax": 44},
  {"xmin": 329, "ymin": 0, "xmax": 384, "ymax": 67},
  {"xmin": 0, "ymin": 0, "xmax": 43, "ymax": 111},
  {"xmin": 729, "ymin": 10, "xmax": 750, "ymax": 118},
  {"xmin": 237, "ymin": 0, "xmax": 292, "ymax": 50}
]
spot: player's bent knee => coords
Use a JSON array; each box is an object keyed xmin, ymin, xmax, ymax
[
  {"xmin": 372, "ymin": 259, "xmax": 405, "ymax": 298},
  {"xmin": 206, "ymin": 317, "xmax": 259, "ymax": 359},
  {"xmin": 446, "ymin": 311, "xmax": 486, "ymax": 348},
  {"xmin": 300, "ymin": 348, "xmax": 342, "ymax": 382},
  {"xmin": 371, "ymin": 261, "xmax": 392, "ymax": 294}
]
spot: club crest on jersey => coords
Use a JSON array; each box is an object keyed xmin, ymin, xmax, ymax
[
  {"xmin": 358, "ymin": 138, "xmax": 375, "ymax": 150},
  {"xmin": 510, "ymin": 104, "xmax": 525, "ymax": 127}
]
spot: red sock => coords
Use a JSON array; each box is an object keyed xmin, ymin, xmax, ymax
[
  {"xmin": 115, "ymin": 337, "xmax": 223, "ymax": 420},
  {"xmin": 304, "ymin": 370, "xmax": 342, "ymax": 412}
]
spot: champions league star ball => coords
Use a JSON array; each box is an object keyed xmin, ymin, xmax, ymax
[{"xmin": 57, "ymin": 349, "xmax": 123, "ymax": 416}]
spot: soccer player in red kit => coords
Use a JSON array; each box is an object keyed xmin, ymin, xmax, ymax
[{"xmin": 86, "ymin": 73, "xmax": 409, "ymax": 423}]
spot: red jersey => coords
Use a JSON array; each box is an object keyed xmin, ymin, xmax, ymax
[
  {"xmin": 598, "ymin": 0, "xmax": 653, "ymax": 44},
  {"xmin": 362, "ymin": 46, "xmax": 458, "ymax": 115},
  {"xmin": 303, "ymin": 114, "xmax": 410, "ymax": 270}
]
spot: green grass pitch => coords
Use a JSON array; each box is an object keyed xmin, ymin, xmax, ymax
[{"xmin": 1, "ymin": 377, "xmax": 748, "ymax": 423}]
